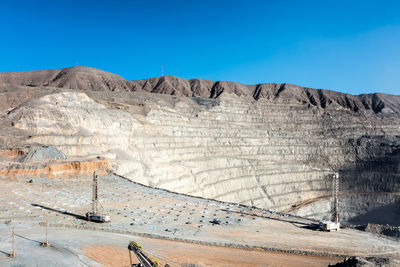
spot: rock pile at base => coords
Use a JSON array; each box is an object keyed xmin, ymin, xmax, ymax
[
  {"xmin": 364, "ymin": 223, "xmax": 400, "ymax": 239},
  {"xmin": 18, "ymin": 146, "xmax": 67, "ymax": 163},
  {"xmin": 329, "ymin": 256, "xmax": 399, "ymax": 267}
]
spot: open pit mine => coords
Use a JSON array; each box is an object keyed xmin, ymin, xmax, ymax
[{"xmin": 0, "ymin": 66, "xmax": 399, "ymax": 266}]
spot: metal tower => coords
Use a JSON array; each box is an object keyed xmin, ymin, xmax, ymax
[
  {"xmin": 92, "ymin": 172, "xmax": 99, "ymax": 214},
  {"xmin": 331, "ymin": 172, "xmax": 339, "ymax": 224}
]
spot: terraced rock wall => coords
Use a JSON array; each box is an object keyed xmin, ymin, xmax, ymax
[{"xmin": 2, "ymin": 89, "xmax": 399, "ymax": 225}]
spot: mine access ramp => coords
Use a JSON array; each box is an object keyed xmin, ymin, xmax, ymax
[{"xmin": 128, "ymin": 241, "xmax": 169, "ymax": 267}]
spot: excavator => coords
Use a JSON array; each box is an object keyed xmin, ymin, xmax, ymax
[{"xmin": 128, "ymin": 241, "xmax": 169, "ymax": 267}]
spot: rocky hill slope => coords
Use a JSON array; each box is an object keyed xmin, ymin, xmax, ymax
[
  {"xmin": 0, "ymin": 67, "xmax": 399, "ymax": 226},
  {"xmin": 1, "ymin": 66, "xmax": 399, "ymax": 114},
  {"xmin": 0, "ymin": 66, "xmax": 132, "ymax": 92}
]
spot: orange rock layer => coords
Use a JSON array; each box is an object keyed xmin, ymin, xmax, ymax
[
  {"xmin": 0, "ymin": 148, "xmax": 26, "ymax": 157},
  {"xmin": 0, "ymin": 160, "xmax": 110, "ymax": 178}
]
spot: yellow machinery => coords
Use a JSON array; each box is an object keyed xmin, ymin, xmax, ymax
[{"xmin": 128, "ymin": 241, "xmax": 169, "ymax": 267}]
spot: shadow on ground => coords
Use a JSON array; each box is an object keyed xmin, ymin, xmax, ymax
[
  {"xmin": 348, "ymin": 202, "xmax": 400, "ymax": 227},
  {"xmin": 31, "ymin": 203, "xmax": 87, "ymax": 221},
  {"xmin": 15, "ymin": 233, "xmax": 42, "ymax": 244},
  {"xmin": 217, "ymin": 208, "xmax": 319, "ymax": 231},
  {"xmin": 0, "ymin": 249, "xmax": 10, "ymax": 257}
]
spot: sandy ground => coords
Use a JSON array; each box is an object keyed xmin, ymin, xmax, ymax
[
  {"xmin": 83, "ymin": 243, "xmax": 339, "ymax": 267},
  {"xmin": 84, "ymin": 246, "xmax": 134, "ymax": 267},
  {"xmin": 0, "ymin": 175, "xmax": 399, "ymax": 266},
  {"xmin": 0, "ymin": 226, "xmax": 339, "ymax": 267}
]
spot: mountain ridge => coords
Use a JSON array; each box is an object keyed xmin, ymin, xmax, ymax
[{"xmin": 1, "ymin": 66, "xmax": 399, "ymax": 114}]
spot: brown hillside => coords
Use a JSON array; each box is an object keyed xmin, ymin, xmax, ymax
[{"xmin": 0, "ymin": 66, "xmax": 399, "ymax": 114}]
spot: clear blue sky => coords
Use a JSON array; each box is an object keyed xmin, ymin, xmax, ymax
[{"xmin": 1, "ymin": 0, "xmax": 399, "ymax": 95}]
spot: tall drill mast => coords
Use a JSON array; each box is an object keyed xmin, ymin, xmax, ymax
[
  {"xmin": 331, "ymin": 172, "xmax": 339, "ymax": 224},
  {"xmin": 319, "ymin": 171, "xmax": 340, "ymax": 231},
  {"xmin": 92, "ymin": 172, "xmax": 98, "ymax": 214},
  {"xmin": 86, "ymin": 171, "xmax": 110, "ymax": 223}
]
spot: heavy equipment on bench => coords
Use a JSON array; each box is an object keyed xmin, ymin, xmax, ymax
[
  {"xmin": 319, "ymin": 172, "xmax": 340, "ymax": 231},
  {"xmin": 86, "ymin": 172, "xmax": 110, "ymax": 223},
  {"xmin": 128, "ymin": 241, "xmax": 169, "ymax": 267}
]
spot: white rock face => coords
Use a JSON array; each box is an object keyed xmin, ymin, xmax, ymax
[
  {"xmin": 13, "ymin": 92, "xmax": 130, "ymax": 134},
  {"xmin": 4, "ymin": 91, "xmax": 400, "ymax": 221},
  {"xmin": 7, "ymin": 92, "xmax": 141, "ymax": 161}
]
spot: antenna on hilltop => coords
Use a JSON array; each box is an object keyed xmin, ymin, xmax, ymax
[{"xmin": 162, "ymin": 64, "xmax": 164, "ymax": 77}]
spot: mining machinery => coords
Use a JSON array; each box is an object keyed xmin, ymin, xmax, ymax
[
  {"xmin": 128, "ymin": 241, "xmax": 169, "ymax": 267},
  {"xmin": 319, "ymin": 172, "xmax": 340, "ymax": 231},
  {"xmin": 86, "ymin": 172, "xmax": 110, "ymax": 223}
]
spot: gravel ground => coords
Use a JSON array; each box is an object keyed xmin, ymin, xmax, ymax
[{"xmin": 0, "ymin": 174, "xmax": 399, "ymax": 266}]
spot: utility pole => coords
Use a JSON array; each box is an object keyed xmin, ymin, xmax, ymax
[
  {"xmin": 46, "ymin": 220, "xmax": 49, "ymax": 245},
  {"xmin": 41, "ymin": 220, "xmax": 50, "ymax": 247},
  {"xmin": 10, "ymin": 227, "xmax": 16, "ymax": 258}
]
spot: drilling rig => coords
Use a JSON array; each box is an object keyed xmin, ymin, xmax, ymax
[
  {"xmin": 86, "ymin": 172, "xmax": 110, "ymax": 223},
  {"xmin": 319, "ymin": 172, "xmax": 340, "ymax": 231}
]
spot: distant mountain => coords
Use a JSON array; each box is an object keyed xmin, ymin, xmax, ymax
[
  {"xmin": 0, "ymin": 66, "xmax": 132, "ymax": 91},
  {"xmin": 0, "ymin": 66, "xmax": 399, "ymax": 114}
]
